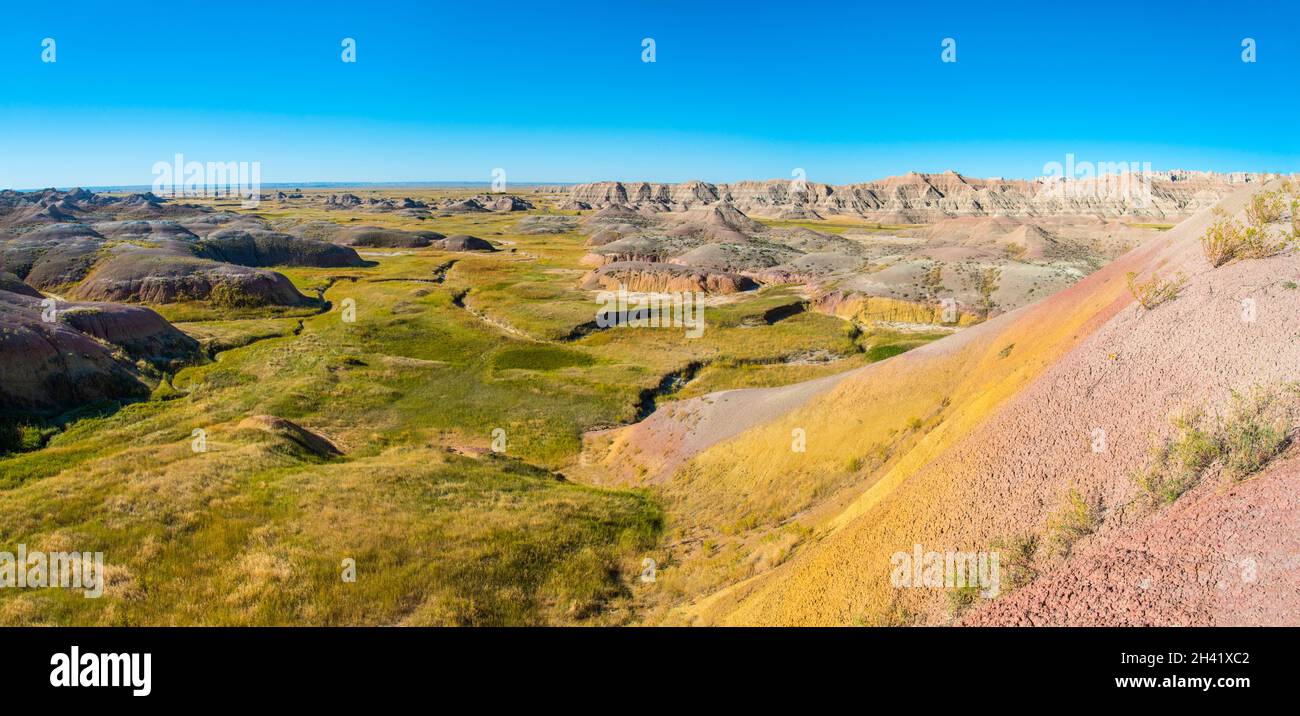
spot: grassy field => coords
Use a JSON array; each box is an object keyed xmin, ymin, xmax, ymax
[{"xmin": 0, "ymin": 194, "xmax": 948, "ymax": 625}]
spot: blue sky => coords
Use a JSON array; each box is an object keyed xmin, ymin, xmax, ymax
[{"xmin": 1, "ymin": 0, "xmax": 1296, "ymax": 188}]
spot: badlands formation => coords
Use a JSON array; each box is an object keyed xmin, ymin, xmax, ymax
[
  {"xmin": 552, "ymin": 171, "xmax": 1260, "ymax": 327},
  {"xmin": 553, "ymin": 170, "xmax": 1255, "ymax": 221},
  {"xmin": 588, "ymin": 179, "xmax": 1300, "ymax": 625},
  {"xmin": 2, "ymin": 172, "xmax": 1295, "ymax": 626},
  {"xmin": 0, "ymin": 188, "xmax": 501, "ymax": 412}
]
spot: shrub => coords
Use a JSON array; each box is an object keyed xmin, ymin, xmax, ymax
[
  {"xmin": 0, "ymin": 421, "xmax": 56, "ymax": 454},
  {"xmin": 1046, "ymin": 489, "xmax": 1100, "ymax": 557},
  {"xmin": 1135, "ymin": 385, "xmax": 1298, "ymax": 504},
  {"xmin": 1292, "ymin": 199, "xmax": 1300, "ymax": 243},
  {"xmin": 1200, "ymin": 210, "xmax": 1286, "ymax": 267},
  {"xmin": 947, "ymin": 585, "xmax": 981, "ymax": 618},
  {"xmin": 1200, "ymin": 211, "xmax": 1241, "ymax": 267},
  {"xmin": 1245, "ymin": 190, "xmax": 1285, "ymax": 226},
  {"xmin": 1126, "ymin": 271, "xmax": 1185, "ymax": 309},
  {"xmin": 1220, "ymin": 387, "xmax": 1294, "ymax": 479},
  {"xmin": 991, "ymin": 533, "xmax": 1039, "ymax": 590},
  {"xmin": 1135, "ymin": 410, "xmax": 1220, "ymax": 503},
  {"xmin": 970, "ymin": 266, "xmax": 1001, "ymax": 317}
]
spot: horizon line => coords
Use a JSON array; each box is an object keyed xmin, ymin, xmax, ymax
[{"xmin": 10, "ymin": 167, "xmax": 1293, "ymax": 195}]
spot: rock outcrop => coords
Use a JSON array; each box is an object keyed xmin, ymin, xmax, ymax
[
  {"xmin": 557, "ymin": 170, "xmax": 1267, "ymax": 222},
  {"xmin": 288, "ymin": 222, "xmax": 443, "ymax": 248},
  {"xmin": 197, "ymin": 228, "xmax": 367, "ymax": 267},
  {"xmin": 439, "ymin": 234, "xmax": 497, "ymax": 252},
  {"xmin": 580, "ymin": 261, "xmax": 758, "ymax": 295},
  {"xmin": 73, "ymin": 254, "xmax": 308, "ymax": 306},
  {"xmin": 0, "ymin": 289, "xmax": 201, "ymax": 412}
]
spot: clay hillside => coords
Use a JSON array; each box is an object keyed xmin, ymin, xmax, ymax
[
  {"xmin": 582, "ymin": 179, "xmax": 1300, "ymax": 626},
  {"xmin": 0, "ymin": 188, "xmax": 507, "ymax": 413},
  {"xmin": 538, "ymin": 171, "xmax": 1274, "ymax": 330}
]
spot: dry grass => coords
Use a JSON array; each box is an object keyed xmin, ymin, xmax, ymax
[
  {"xmin": 1200, "ymin": 207, "xmax": 1286, "ymax": 268},
  {"xmin": 1292, "ymin": 199, "xmax": 1300, "ymax": 243},
  {"xmin": 2, "ymin": 189, "xmax": 963, "ymax": 626},
  {"xmin": 1125, "ymin": 270, "xmax": 1186, "ymax": 309},
  {"xmin": 1134, "ymin": 384, "xmax": 1298, "ymax": 505},
  {"xmin": 990, "ymin": 533, "xmax": 1039, "ymax": 591},
  {"xmin": 1046, "ymin": 489, "xmax": 1100, "ymax": 557},
  {"xmin": 1245, "ymin": 189, "xmax": 1286, "ymax": 226}
]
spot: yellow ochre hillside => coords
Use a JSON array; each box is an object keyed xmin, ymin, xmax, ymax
[{"xmin": 591, "ymin": 181, "xmax": 1300, "ymax": 626}]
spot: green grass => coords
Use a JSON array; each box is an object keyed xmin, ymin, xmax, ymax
[
  {"xmin": 1, "ymin": 196, "xmax": 959, "ymax": 625},
  {"xmin": 491, "ymin": 346, "xmax": 596, "ymax": 371},
  {"xmin": 1046, "ymin": 489, "xmax": 1100, "ymax": 558},
  {"xmin": 1134, "ymin": 384, "xmax": 1298, "ymax": 505},
  {"xmin": 990, "ymin": 534, "xmax": 1039, "ymax": 591},
  {"xmin": 1127, "ymin": 222, "xmax": 1176, "ymax": 231}
]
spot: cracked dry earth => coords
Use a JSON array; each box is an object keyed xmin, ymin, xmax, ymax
[
  {"xmin": 597, "ymin": 180, "xmax": 1300, "ymax": 626},
  {"xmin": 962, "ymin": 455, "xmax": 1300, "ymax": 626}
]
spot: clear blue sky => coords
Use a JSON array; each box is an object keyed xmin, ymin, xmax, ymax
[{"xmin": 1, "ymin": 0, "xmax": 1296, "ymax": 188}]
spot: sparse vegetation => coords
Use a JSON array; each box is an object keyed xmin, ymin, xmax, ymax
[
  {"xmin": 974, "ymin": 267, "xmax": 1001, "ymax": 317},
  {"xmin": 1135, "ymin": 384, "xmax": 1298, "ymax": 505},
  {"xmin": 1200, "ymin": 208, "xmax": 1286, "ymax": 267},
  {"xmin": 1220, "ymin": 386, "xmax": 1296, "ymax": 479},
  {"xmin": 859, "ymin": 595, "xmax": 916, "ymax": 626},
  {"xmin": 991, "ymin": 533, "xmax": 1039, "ymax": 590},
  {"xmin": 920, "ymin": 263, "xmax": 945, "ymax": 298},
  {"xmin": 1134, "ymin": 409, "xmax": 1220, "ymax": 503},
  {"xmin": 946, "ymin": 585, "xmax": 981, "ymax": 618},
  {"xmin": 1125, "ymin": 270, "xmax": 1186, "ymax": 309},
  {"xmin": 1046, "ymin": 489, "xmax": 1100, "ymax": 557},
  {"xmin": 1245, "ymin": 189, "xmax": 1286, "ymax": 227}
]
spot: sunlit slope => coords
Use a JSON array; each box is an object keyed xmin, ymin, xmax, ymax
[{"xmin": 627, "ymin": 182, "xmax": 1296, "ymax": 625}]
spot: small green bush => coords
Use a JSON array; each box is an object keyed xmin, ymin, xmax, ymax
[
  {"xmin": 1201, "ymin": 209, "xmax": 1286, "ymax": 267},
  {"xmin": 0, "ymin": 421, "xmax": 56, "ymax": 454},
  {"xmin": 991, "ymin": 533, "xmax": 1039, "ymax": 590},
  {"xmin": 1135, "ymin": 384, "xmax": 1297, "ymax": 505},
  {"xmin": 1220, "ymin": 387, "xmax": 1293, "ymax": 479},
  {"xmin": 1126, "ymin": 271, "xmax": 1185, "ymax": 309},
  {"xmin": 1135, "ymin": 410, "xmax": 1219, "ymax": 503},
  {"xmin": 1246, "ymin": 189, "xmax": 1286, "ymax": 226},
  {"xmin": 1047, "ymin": 489, "xmax": 1100, "ymax": 557}
]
